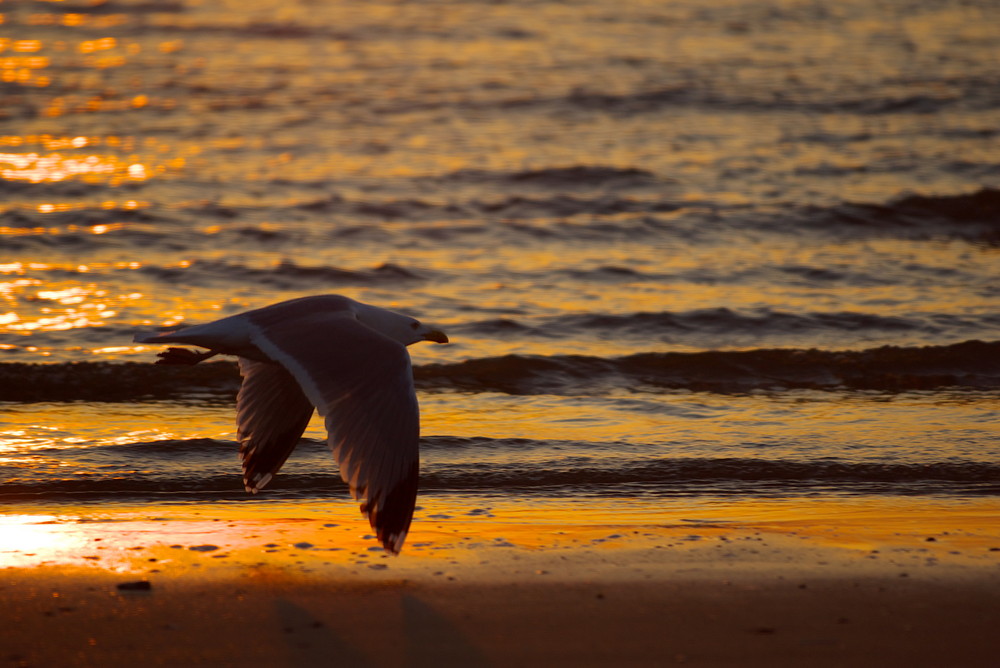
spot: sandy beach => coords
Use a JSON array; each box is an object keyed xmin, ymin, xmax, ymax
[{"xmin": 2, "ymin": 499, "xmax": 998, "ymax": 667}]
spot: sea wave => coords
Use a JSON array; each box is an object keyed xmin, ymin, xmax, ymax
[
  {"xmin": 3, "ymin": 340, "xmax": 998, "ymax": 401},
  {"xmin": 419, "ymin": 341, "xmax": 1000, "ymax": 394},
  {"xmin": 292, "ymin": 191, "xmax": 684, "ymax": 222},
  {"xmin": 456, "ymin": 309, "xmax": 1000, "ymax": 342},
  {"xmin": 1, "ymin": 441, "xmax": 995, "ymax": 501},
  {"xmin": 5, "ymin": 188, "xmax": 997, "ymax": 250},
  {"xmin": 547, "ymin": 82, "xmax": 1000, "ymax": 116},
  {"xmin": 0, "ymin": 206, "xmax": 163, "ymax": 228},
  {"xmin": 137, "ymin": 259, "xmax": 425, "ymax": 288},
  {"xmin": 0, "ymin": 258, "xmax": 427, "ymax": 289},
  {"xmin": 420, "ymin": 457, "xmax": 1000, "ymax": 497},
  {"xmin": 435, "ymin": 166, "xmax": 664, "ymax": 189},
  {"xmin": 800, "ymin": 188, "xmax": 1000, "ymax": 244}
]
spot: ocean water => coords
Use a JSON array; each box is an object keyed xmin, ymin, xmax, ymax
[{"xmin": 2, "ymin": 0, "xmax": 999, "ymax": 521}]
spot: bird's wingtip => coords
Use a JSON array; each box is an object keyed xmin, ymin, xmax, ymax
[
  {"xmin": 243, "ymin": 472, "xmax": 273, "ymax": 494},
  {"xmin": 381, "ymin": 530, "xmax": 407, "ymax": 555}
]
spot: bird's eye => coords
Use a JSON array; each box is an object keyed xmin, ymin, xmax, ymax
[{"xmin": 410, "ymin": 322, "xmax": 419, "ymax": 329}]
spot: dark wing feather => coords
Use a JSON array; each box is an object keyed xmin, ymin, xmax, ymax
[
  {"xmin": 247, "ymin": 312, "xmax": 420, "ymax": 554},
  {"xmin": 236, "ymin": 358, "xmax": 315, "ymax": 493}
]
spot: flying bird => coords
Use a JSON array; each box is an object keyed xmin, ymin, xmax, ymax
[{"xmin": 133, "ymin": 295, "xmax": 448, "ymax": 554}]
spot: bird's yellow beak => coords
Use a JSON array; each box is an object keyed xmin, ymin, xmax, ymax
[{"xmin": 424, "ymin": 329, "xmax": 449, "ymax": 344}]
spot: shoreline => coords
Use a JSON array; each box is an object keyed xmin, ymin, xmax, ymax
[{"xmin": 2, "ymin": 498, "xmax": 998, "ymax": 665}]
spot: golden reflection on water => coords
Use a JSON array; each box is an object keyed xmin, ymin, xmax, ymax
[
  {"xmin": 1, "ymin": 402, "xmax": 235, "ymax": 452},
  {"xmin": 1, "ymin": 230, "xmax": 995, "ymax": 357},
  {"xmin": 0, "ymin": 150, "xmax": 145, "ymax": 183},
  {"xmin": 0, "ymin": 280, "xmax": 142, "ymax": 334},
  {"xmin": 0, "ymin": 2, "xmax": 997, "ymax": 579},
  {"xmin": 0, "ymin": 16, "xmax": 146, "ymax": 87},
  {"xmin": 0, "ymin": 132, "xmax": 186, "ymax": 193}
]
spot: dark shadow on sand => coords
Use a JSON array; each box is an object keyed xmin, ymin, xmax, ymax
[
  {"xmin": 402, "ymin": 594, "xmax": 491, "ymax": 668},
  {"xmin": 275, "ymin": 598, "xmax": 371, "ymax": 668}
]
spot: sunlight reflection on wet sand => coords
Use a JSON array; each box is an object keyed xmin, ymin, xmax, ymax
[{"xmin": 2, "ymin": 498, "xmax": 997, "ymax": 580}]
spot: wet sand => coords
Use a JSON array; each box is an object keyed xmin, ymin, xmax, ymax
[{"xmin": 2, "ymin": 499, "xmax": 998, "ymax": 666}]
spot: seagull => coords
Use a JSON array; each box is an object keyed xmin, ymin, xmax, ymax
[{"xmin": 133, "ymin": 295, "xmax": 448, "ymax": 554}]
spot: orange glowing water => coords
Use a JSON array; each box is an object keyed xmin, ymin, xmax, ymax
[{"xmin": 1, "ymin": 0, "xmax": 999, "ymax": 567}]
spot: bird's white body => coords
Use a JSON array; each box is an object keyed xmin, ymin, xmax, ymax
[{"xmin": 133, "ymin": 295, "xmax": 447, "ymax": 553}]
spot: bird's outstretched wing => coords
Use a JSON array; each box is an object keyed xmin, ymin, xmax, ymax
[
  {"xmin": 247, "ymin": 308, "xmax": 420, "ymax": 554},
  {"xmin": 236, "ymin": 358, "xmax": 315, "ymax": 493}
]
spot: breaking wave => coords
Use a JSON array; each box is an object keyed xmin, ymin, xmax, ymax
[
  {"xmin": 0, "ymin": 438, "xmax": 995, "ymax": 501},
  {"xmin": 3, "ymin": 340, "xmax": 998, "ymax": 401},
  {"xmin": 800, "ymin": 188, "xmax": 1000, "ymax": 244},
  {"xmin": 456, "ymin": 309, "xmax": 1000, "ymax": 343}
]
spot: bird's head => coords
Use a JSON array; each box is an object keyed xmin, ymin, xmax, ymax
[{"xmin": 353, "ymin": 300, "xmax": 448, "ymax": 347}]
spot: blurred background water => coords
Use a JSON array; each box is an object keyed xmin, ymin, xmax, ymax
[{"xmin": 1, "ymin": 0, "xmax": 999, "ymax": 509}]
